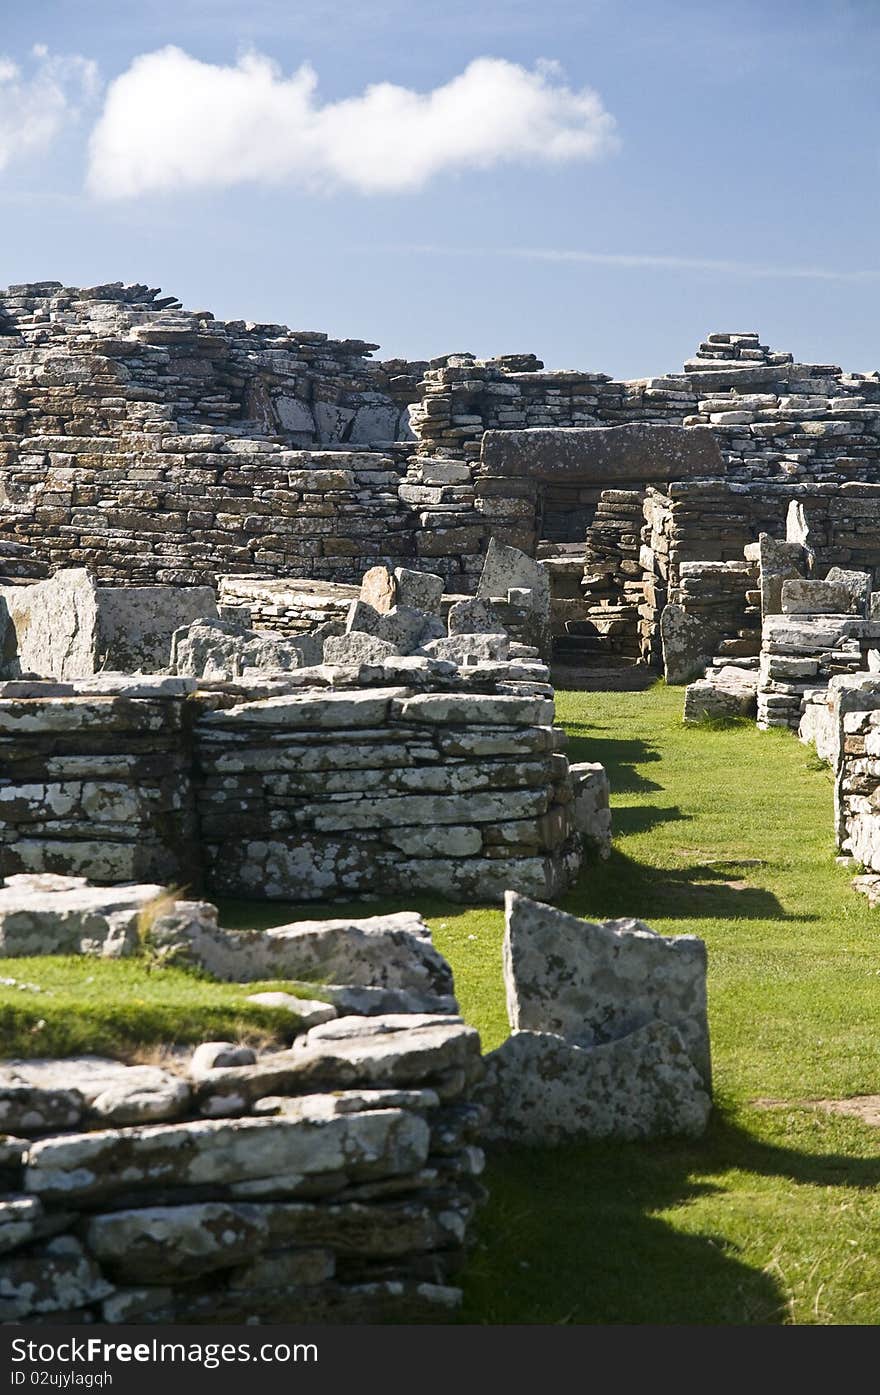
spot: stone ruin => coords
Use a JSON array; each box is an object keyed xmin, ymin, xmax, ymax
[
  {"xmin": 5, "ymin": 286, "xmax": 880, "ymax": 682},
  {"xmin": 0, "ymin": 875, "xmax": 710, "ymax": 1323},
  {"xmin": 10, "ymin": 282, "xmax": 880, "ymax": 1324}
]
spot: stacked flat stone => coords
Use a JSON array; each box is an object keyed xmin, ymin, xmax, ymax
[
  {"xmin": 758, "ymin": 611, "xmax": 880, "ymax": 729},
  {"xmin": 0, "ymin": 659, "xmax": 582, "ymax": 903},
  {"xmin": 0, "ymin": 1017, "xmax": 485, "ymax": 1323},
  {"xmin": 576, "ymin": 489, "xmax": 645, "ymax": 659},
  {"xmin": 217, "ymin": 576, "xmax": 359, "ymax": 636},
  {"xmin": 798, "ymin": 675, "xmax": 880, "ymax": 877},
  {"xmin": 195, "ymin": 667, "xmax": 579, "ymax": 903},
  {"xmin": 0, "ymin": 676, "xmax": 198, "ymax": 884}
]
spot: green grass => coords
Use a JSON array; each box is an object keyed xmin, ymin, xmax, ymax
[
  {"xmin": 4, "ymin": 681, "xmax": 880, "ymax": 1321},
  {"xmin": 0, "ymin": 960, "xmax": 326, "ymax": 1059}
]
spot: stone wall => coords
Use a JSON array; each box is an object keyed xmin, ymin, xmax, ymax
[
  {"xmin": 0, "ymin": 1015, "xmax": 484, "ymax": 1323},
  {"xmin": 5, "ymin": 283, "xmax": 880, "ymax": 595},
  {"xmin": 0, "ymin": 677, "xmax": 198, "ymax": 884},
  {"xmin": 0, "ymin": 661, "xmax": 581, "ymax": 903}
]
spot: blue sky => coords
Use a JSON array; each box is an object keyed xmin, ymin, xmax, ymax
[{"xmin": 1, "ymin": 0, "xmax": 878, "ymax": 376}]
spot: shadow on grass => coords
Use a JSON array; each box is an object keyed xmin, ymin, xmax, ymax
[
  {"xmin": 461, "ymin": 1110, "xmax": 786, "ymax": 1324},
  {"xmin": 462, "ymin": 1105, "xmax": 880, "ymax": 1324},
  {"xmin": 612, "ymin": 803, "xmax": 692, "ymax": 835},
  {"xmin": 560, "ymin": 849, "xmax": 811, "ymax": 924},
  {"xmin": 564, "ymin": 724, "xmax": 664, "ymax": 795}
]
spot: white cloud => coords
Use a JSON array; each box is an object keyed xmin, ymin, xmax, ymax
[
  {"xmin": 86, "ymin": 47, "xmax": 619, "ymax": 198},
  {"xmin": 0, "ymin": 46, "xmax": 98, "ymax": 174}
]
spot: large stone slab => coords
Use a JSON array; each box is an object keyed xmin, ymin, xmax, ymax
[
  {"xmin": 146, "ymin": 902, "xmax": 456, "ymax": 1005},
  {"xmin": 477, "ymin": 1024, "xmax": 711, "ymax": 1143},
  {"xmin": 24, "ymin": 1109, "xmax": 430, "ymax": 1203},
  {"xmin": 758, "ymin": 534, "xmax": 806, "ymax": 618},
  {"xmin": 171, "ymin": 617, "xmax": 320, "ymax": 679},
  {"xmin": 502, "ymin": 892, "xmax": 710, "ymax": 1086},
  {"xmin": 781, "ymin": 579, "xmax": 859, "ymax": 615},
  {"xmin": 684, "ymin": 666, "xmax": 757, "ymax": 723},
  {"xmin": 0, "ymin": 1058, "xmax": 191, "ymax": 1130},
  {"xmin": 476, "ymin": 539, "xmax": 549, "ymax": 609},
  {"xmin": 0, "ymin": 573, "xmax": 220, "ymax": 678},
  {"xmin": 0, "ymin": 570, "xmax": 99, "ymax": 679},
  {"xmin": 480, "ymin": 424, "xmax": 723, "ymax": 482},
  {"xmin": 187, "ymin": 1018, "xmax": 481, "ymax": 1112},
  {"xmin": 94, "ymin": 586, "xmax": 218, "ymax": 671},
  {"xmin": 660, "ymin": 604, "xmax": 712, "ymax": 685},
  {"xmin": 0, "ymin": 1238, "xmax": 113, "ymax": 1319},
  {"xmin": 569, "ymin": 762, "xmax": 612, "ymax": 856},
  {"xmin": 0, "ymin": 874, "xmax": 166, "ymax": 957}
]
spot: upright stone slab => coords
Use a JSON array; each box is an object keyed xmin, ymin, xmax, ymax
[
  {"xmin": 477, "ymin": 539, "xmax": 549, "ymax": 610},
  {"xmin": 659, "ymin": 604, "xmax": 711, "ymax": 685},
  {"xmin": 503, "ymin": 893, "xmax": 710, "ymax": 1086},
  {"xmin": 359, "ymin": 567, "xmax": 397, "ymax": 614},
  {"xmin": 0, "ymin": 570, "xmax": 99, "ymax": 679},
  {"xmin": 757, "ymin": 534, "xmax": 806, "ymax": 618},
  {"xmin": 95, "ymin": 587, "xmax": 218, "ymax": 671}
]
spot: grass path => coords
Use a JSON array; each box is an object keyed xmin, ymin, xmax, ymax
[{"xmin": 451, "ymin": 684, "xmax": 880, "ymax": 1324}]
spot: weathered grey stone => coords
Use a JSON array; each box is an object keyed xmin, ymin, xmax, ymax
[
  {"xmin": 90, "ymin": 1076, "xmax": 191, "ymax": 1127},
  {"xmin": 147, "ymin": 904, "xmax": 455, "ymax": 1002},
  {"xmin": 393, "ymin": 691, "xmax": 553, "ymax": 726},
  {"xmin": 227, "ymin": 1247, "xmax": 335, "ymax": 1289},
  {"xmin": 171, "ymin": 617, "xmax": 318, "ymax": 679},
  {"xmin": 660, "ymin": 604, "xmax": 711, "ymax": 685},
  {"xmin": 192, "ymin": 1018, "xmax": 481, "ymax": 1105},
  {"xmin": 190, "ymin": 1042, "xmax": 258, "ymax": 1073},
  {"xmin": 244, "ymin": 993, "xmax": 337, "ymax": 1027},
  {"xmin": 569, "ymin": 762, "xmax": 612, "ymax": 856},
  {"xmin": 0, "ymin": 1197, "xmax": 43, "ymax": 1255},
  {"xmin": 216, "ymin": 687, "xmax": 407, "ymax": 729},
  {"xmin": 322, "ymin": 632, "xmax": 400, "ymax": 664},
  {"xmin": 0, "ymin": 572, "xmax": 219, "ymax": 679},
  {"xmin": 480, "ymin": 424, "xmax": 723, "ymax": 482},
  {"xmin": 25, "ymin": 1108, "xmax": 431, "ymax": 1203},
  {"xmin": 393, "ymin": 568, "xmax": 444, "ymax": 613},
  {"xmin": 0, "ymin": 1086, "xmax": 83, "ymax": 1136},
  {"xmin": 758, "ymin": 533, "xmax": 807, "ymax": 618},
  {"xmin": 448, "ymin": 598, "xmax": 504, "ymax": 635},
  {"xmin": 94, "ymin": 586, "xmax": 218, "ymax": 672},
  {"xmin": 786, "ymin": 499, "xmax": 815, "ymax": 569},
  {"xmin": 0, "ymin": 570, "xmax": 99, "ymax": 680},
  {"xmin": 503, "ymin": 893, "xmax": 710, "ymax": 1086},
  {"xmin": 0, "ymin": 874, "xmax": 165, "ymax": 957},
  {"xmin": 88, "ymin": 1202, "xmax": 271, "ymax": 1281},
  {"xmin": 477, "ymin": 1024, "xmax": 712, "ymax": 1143},
  {"xmin": 345, "ymin": 601, "xmax": 435, "ymax": 654},
  {"xmin": 420, "ymin": 634, "xmax": 510, "ymax": 663},
  {"xmin": 0, "ymin": 1237, "xmax": 113, "ymax": 1319},
  {"xmin": 0, "ymin": 1058, "xmax": 192, "ymax": 1135},
  {"xmin": 477, "ymin": 539, "xmax": 549, "ymax": 612},
  {"xmin": 781, "ymin": 579, "xmax": 858, "ymax": 615},
  {"xmin": 684, "ymin": 666, "xmax": 758, "ymax": 723},
  {"xmin": 824, "ymin": 567, "xmax": 871, "ymax": 617}
]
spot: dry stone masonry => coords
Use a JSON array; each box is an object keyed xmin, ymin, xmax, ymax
[
  {"xmin": 0, "ymin": 1027, "xmax": 485, "ymax": 1322},
  {"xmin": 6, "ymin": 282, "xmax": 880, "ymax": 677}
]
